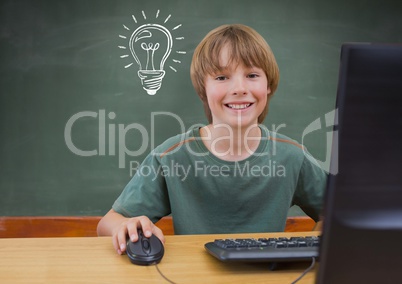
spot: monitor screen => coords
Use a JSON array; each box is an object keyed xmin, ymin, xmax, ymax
[{"xmin": 316, "ymin": 43, "xmax": 402, "ymax": 284}]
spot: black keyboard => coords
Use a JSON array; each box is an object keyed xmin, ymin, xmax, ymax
[{"xmin": 204, "ymin": 236, "xmax": 320, "ymax": 263}]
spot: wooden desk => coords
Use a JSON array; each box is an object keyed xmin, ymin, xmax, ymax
[{"xmin": 0, "ymin": 232, "xmax": 319, "ymax": 283}]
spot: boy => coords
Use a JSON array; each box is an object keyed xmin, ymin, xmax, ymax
[{"xmin": 97, "ymin": 24, "xmax": 327, "ymax": 255}]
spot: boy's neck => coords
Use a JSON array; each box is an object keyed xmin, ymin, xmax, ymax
[{"xmin": 200, "ymin": 124, "xmax": 262, "ymax": 161}]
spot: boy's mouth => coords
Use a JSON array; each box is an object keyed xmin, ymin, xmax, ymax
[{"xmin": 225, "ymin": 103, "xmax": 253, "ymax": 110}]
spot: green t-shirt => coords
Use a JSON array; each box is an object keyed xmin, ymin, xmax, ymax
[{"xmin": 113, "ymin": 126, "xmax": 327, "ymax": 234}]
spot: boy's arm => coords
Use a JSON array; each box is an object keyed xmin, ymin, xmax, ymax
[
  {"xmin": 313, "ymin": 220, "xmax": 323, "ymax": 231},
  {"xmin": 293, "ymin": 152, "xmax": 328, "ymax": 225},
  {"xmin": 97, "ymin": 209, "xmax": 127, "ymax": 236},
  {"xmin": 97, "ymin": 209, "xmax": 165, "ymax": 254}
]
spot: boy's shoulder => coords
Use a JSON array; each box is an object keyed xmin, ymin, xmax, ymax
[
  {"xmin": 265, "ymin": 129, "xmax": 321, "ymax": 168},
  {"xmin": 264, "ymin": 128, "xmax": 307, "ymax": 154},
  {"xmin": 152, "ymin": 127, "xmax": 198, "ymax": 157}
]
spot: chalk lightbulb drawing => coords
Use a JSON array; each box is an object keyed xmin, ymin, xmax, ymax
[{"xmin": 119, "ymin": 10, "xmax": 185, "ymax": 95}]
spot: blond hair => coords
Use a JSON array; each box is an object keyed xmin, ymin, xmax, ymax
[{"xmin": 190, "ymin": 24, "xmax": 280, "ymax": 124}]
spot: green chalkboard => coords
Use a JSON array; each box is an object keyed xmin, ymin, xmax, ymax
[{"xmin": 1, "ymin": 0, "xmax": 401, "ymax": 216}]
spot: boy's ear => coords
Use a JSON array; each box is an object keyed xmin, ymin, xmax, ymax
[{"xmin": 267, "ymin": 87, "xmax": 271, "ymax": 95}]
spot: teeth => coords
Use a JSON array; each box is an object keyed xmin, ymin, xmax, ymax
[{"xmin": 227, "ymin": 103, "xmax": 251, "ymax": 109}]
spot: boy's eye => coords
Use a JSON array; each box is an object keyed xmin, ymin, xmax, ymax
[
  {"xmin": 247, "ymin": 73, "xmax": 259, "ymax": 78},
  {"xmin": 215, "ymin": 75, "xmax": 227, "ymax": 81}
]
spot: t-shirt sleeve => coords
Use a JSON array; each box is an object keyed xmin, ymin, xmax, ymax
[
  {"xmin": 293, "ymin": 152, "xmax": 328, "ymax": 222},
  {"xmin": 112, "ymin": 151, "xmax": 171, "ymax": 223}
]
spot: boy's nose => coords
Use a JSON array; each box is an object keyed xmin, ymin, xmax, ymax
[{"xmin": 231, "ymin": 79, "xmax": 247, "ymax": 95}]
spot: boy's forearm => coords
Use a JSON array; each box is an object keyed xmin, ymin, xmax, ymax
[
  {"xmin": 313, "ymin": 220, "xmax": 323, "ymax": 231},
  {"xmin": 97, "ymin": 209, "xmax": 126, "ymax": 236}
]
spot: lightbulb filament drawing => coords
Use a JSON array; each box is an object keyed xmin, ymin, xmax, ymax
[
  {"xmin": 141, "ymin": 42, "xmax": 159, "ymax": 70},
  {"xmin": 119, "ymin": 10, "xmax": 185, "ymax": 95}
]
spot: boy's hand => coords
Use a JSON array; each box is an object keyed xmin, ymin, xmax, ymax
[{"xmin": 112, "ymin": 215, "xmax": 165, "ymax": 255}]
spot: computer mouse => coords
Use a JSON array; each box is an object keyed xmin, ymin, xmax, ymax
[{"xmin": 126, "ymin": 229, "xmax": 164, "ymax": 265}]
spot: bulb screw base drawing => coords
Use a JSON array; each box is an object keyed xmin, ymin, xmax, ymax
[{"xmin": 137, "ymin": 70, "xmax": 166, "ymax": 95}]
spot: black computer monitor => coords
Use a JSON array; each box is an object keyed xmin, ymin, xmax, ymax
[{"xmin": 316, "ymin": 43, "xmax": 402, "ymax": 284}]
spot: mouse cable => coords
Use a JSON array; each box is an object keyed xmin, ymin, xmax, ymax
[
  {"xmin": 155, "ymin": 263, "xmax": 177, "ymax": 284},
  {"xmin": 291, "ymin": 257, "xmax": 316, "ymax": 284}
]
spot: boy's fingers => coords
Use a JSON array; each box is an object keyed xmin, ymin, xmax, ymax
[
  {"xmin": 111, "ymin": 216, "xmax": 163, "ymax": 256},
  {"xmin": 126, "ymin": 220, "xmax": 140, "ymax": 242},
  {"xmin": 152, "ymin": 226, "xmax": 166, "ymax": 244},
  {"xmin": 112, "ymin": 235, "xmax": 120, "ymax": 254},
  {"xmin": 117, "ymin": 229, "xmax": 128, "ymax": 253},
  {"xmin": 138, "ymin": 216, "xmax": 153, "ymax": 238}
]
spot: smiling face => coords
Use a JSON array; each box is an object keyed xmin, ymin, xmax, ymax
[
  {"xmin": 190, "ymin": 24, "xmax": 279, "ymax": 125},
  {"xmin": 204, "ymin": 45, "xmax": 271, "ymax": 129}
]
